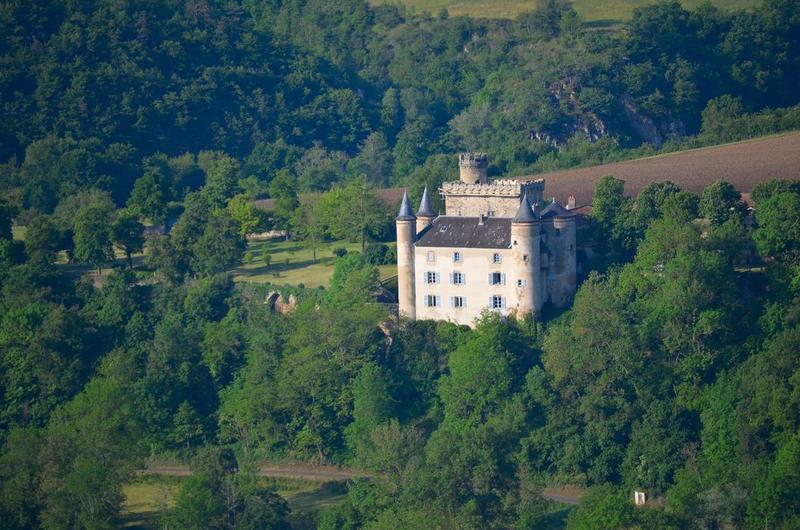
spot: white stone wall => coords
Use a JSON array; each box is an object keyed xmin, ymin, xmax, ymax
[{"xmin": 413, "ymin": 246, "xmax": 523, "ymax": 327}]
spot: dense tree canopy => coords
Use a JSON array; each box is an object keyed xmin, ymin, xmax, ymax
[{"xmin": 1, "ymin": 0, "xmax": 800, "ymax": 527}]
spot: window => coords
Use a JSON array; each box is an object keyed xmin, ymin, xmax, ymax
[
  {"xmin": 490, "ymin": 295, "xmax": 505, "ymax": 309},
  {"xmin": 453, "ymin": 251, "xmax": 462, "ymax": 262},
  {"xmin": 523, "ymin": 254, "xmax": 529, "ymax": 263},
  {"xmin": 555, "ymin": 228, "xmax": 561, "ymax": 237},
  {"xmin": 427, "ymin": 251, "xmax": 435, "ymax": 262},
  {"xmin": 450, "ymin": 272, "xmax": 465, "ymax": 285},
  {"xmin": 492, "ymin": 253, "xmax": 502, "ymax": 264},
  {"xmin": 517, "ymin": 279, "xmax": 527, "ymax": 287},
  {"xmin": 424, "ymin": 295, "xmax": 440, "ymax": 307},
  {"xmin": 489, "ymin": 272, "xmax": 506, "ymax": 285},
  {"xmin": 425, "ymin": 271, "xmax": 439, "ymax": 284},
  {"xmin": 487, "ymin": 210, "xmax": 496, "ymax": 217},
  {"xmin": 451, "ymin": 296, "xmax": 466, "ymax": 308}
]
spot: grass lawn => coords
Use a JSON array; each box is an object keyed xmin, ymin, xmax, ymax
[
  {"xmin": 120, "ymin": 477, "xmax": 180, "ymax": 529},
  {"xmin": 120, "ymin": 476, "xmax": 346, "ymax": 530},
  {"xmin": 11, "ymin": 224, "xmax": 26, "ymax": 240},
  {"xmin": 369, "ymin": 0, "xmax": 759, "ymax": 20},
  {"xmin": 233, "ymin": 238, "xmax": 396, "ymax": 288}
]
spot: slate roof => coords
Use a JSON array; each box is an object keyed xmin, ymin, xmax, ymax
[
  {"xmin": 415, "ymin": 216, "xmax": 511, "ymax": 249},
  {"xmin": 396, "ymin": 191, "xmax": 416, "ymax": 220},
  {"xmin": 417, "ymin": 186, "xmax": 435, "ymax": 217},
  {"xmin": 512, "ymin": 190, "xmax": 539, "ymax": 223},
  {"xmin": 541, "ymin": 200, "xmax": 574, "ymax": 218}
]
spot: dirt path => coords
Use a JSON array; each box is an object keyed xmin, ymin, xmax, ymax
[
  {"xmin": 143, "ymin": 463, "xmax": 584, "ymax": 504},
  {"xmin": 143, "ymin": 462, "xmax": 374, "ymax": 482}
]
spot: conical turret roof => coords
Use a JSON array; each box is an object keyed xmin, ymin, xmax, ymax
[
  {"xmin": 396, "ymin": 190, "xmax": 416, "ymax": 220},
  {"xmin": 512, "ymin": 190, "xmax": 539, "ymax": 223},
  {"xmin": 417, "ymin": 186, "xmax": 435, "ymax": 217}
]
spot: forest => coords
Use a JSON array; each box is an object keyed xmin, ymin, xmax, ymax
[{"xmin": 1, "ymin": 0, "xmax": 800, "ymax": 529}]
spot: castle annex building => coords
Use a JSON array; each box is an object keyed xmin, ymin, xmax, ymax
[{"xmin": 396, "ymin": 153, "xmax": 577, "ymax": 327}]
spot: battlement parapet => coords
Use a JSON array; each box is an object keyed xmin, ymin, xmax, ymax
[
  {"xmin": 441, "ymin": 178, "xmax": 546, "ymax": 197},
  {"xmin": 458, "ymin": 152, "xmax": 488, "ymax": 168}
]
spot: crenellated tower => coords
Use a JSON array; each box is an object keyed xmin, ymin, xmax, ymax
[{"xmin": 458, "ymin": 153, "xmax": 488, "ymax": 184}]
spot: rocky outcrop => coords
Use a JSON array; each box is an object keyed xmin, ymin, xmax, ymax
[{"xmin": 266, "ymin": 292, "xmax": 298, "ymax": 314}]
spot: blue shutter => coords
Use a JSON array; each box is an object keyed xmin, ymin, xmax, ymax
[{"xmin": 501, "ymin": 273, "xmax": 506, "ymax": 285}]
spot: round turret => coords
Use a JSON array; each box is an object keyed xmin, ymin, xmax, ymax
[
  {"xmin": 459, "ymin": 153, "xmax": 488, "ymax": 184},
  {"xmin": 396, "ymin": 191, "xmax": 416, "ymax": 319},
  {"xmin": 511, "ymin": 191, "xmax": 542, "ymax": 316}
]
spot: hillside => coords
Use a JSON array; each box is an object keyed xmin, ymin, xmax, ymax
[
  {"xmin": 370, "ymin": 0, "xmax": 761, "ymax": 20},
  {"xmin": 261, "ymin": 133, "xmax": 798, "ymax": 212}
]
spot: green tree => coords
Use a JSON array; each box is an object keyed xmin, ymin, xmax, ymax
[
  {"xmin": 590, "ymin": 175, "xmax": 636, "ymax": 261},
  {"xmin": 0, "ymin": 427, "xmax": 44, "ymax": 529},
  {"xmin": 321, "ymin": 180, "xmax": 390, "ymax": 252},
  {"xmin": 699, "ymin": 179, "xmax": 746, "ymax": 226},
  {"xmin": 171, "ymin": 447, "xmax": 289, "ymax": 530},
  {"xmin": 192, "ymin": 210, "xmax": 246, "ymax": 275},
  {"xmin": 202, "ymin": 153, "xmax": 241, "ymax": 207},
  {"xmin": 269, "ymin": 170, "xmax": 299, "ymax": 240},
  {"xmin": 37, "ymin": 377, "xmax": 142, "ymax": 530},
  {"xmin": 291, "ymin": 198, "xmax": 326, "ymax": 263},
  {"xmin": 111, "ymin": 210, "xmax": 144, "ymax": 269},
  {"xmin": 753, "ymin": 189, "xmax": 800, "ymax": 265},
  {"xmin": 73, "ymin": 201, "xmax": 115, "ymax": 272},
  {"xmin": 227, "ymin": 194, "xmax": 269, "ymax": 238},
  {"xmin": 345, "ymin": 363, "xmax": 393, "ymax": 466},
  {"xmin": 127, "ymin": 168, "xmax": 171, "ymax": 225},
  {"xmin": 24, "ymin": 213, "xmax": 60, "ymax": 267}
]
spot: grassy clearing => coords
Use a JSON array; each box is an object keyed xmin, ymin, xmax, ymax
[
  {"xmin": 233, "ymin": 238, "xmax": 396, "ymax": 288},
  {"xmin": 11, "ymin": 224, "xmax": 26, "ymax": 240},
  {"xmin": 370, "ymin": 0, "xmax": 759, "ymax": 20},
  {"xmin": 120, "ymin": 476, "xmax": 347, "ymax": 530},
  {"xmin": 120, "ymin": 476, "xmax": 181, "ymax": 529}
]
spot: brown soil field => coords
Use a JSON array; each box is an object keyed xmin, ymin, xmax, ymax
[{"xmin": 523, "ymin": 132, "xmax": 800, "ymax": 206}]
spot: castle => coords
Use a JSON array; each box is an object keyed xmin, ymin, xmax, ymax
[{"xmin": 396, "ymin": 153, "xmax": 577, "ymax": 327}]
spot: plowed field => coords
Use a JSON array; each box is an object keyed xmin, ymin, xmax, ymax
[{"xmin": 525, "ymin": 133, "xmax": 800, "ymax": 206}]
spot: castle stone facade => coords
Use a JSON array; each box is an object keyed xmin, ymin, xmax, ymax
[{"xmin": 396, "ymin": 153, "xmax": 577, "ymax": 327}]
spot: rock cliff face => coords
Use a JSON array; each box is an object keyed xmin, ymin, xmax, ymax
[
  {"xmin": 621, "ymin": 95, "xmax": 663, "ymax": 148},
  {"xmin": 530, "ymin": 91, "xmax": 688, "ymax": 150}
]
